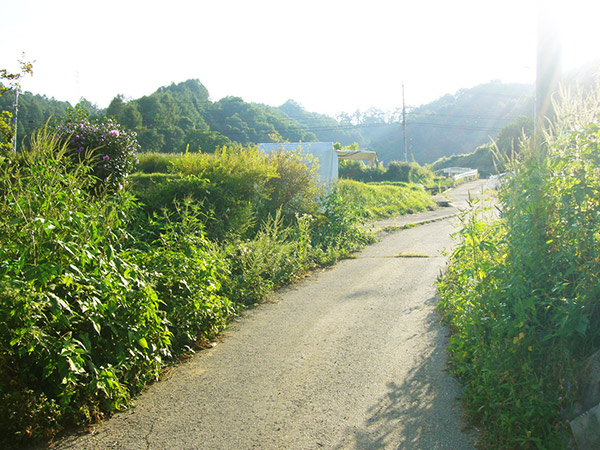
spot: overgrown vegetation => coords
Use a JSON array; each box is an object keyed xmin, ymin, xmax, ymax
[
  {"xmin": 0, "ymin": 112, "xmax": 436, "ymax": 445},
  {"xmin": 339, "ymin": 159, "xmax": 445, "ymax": 187},
  {"xmin": 0, "ymin": 130, "xmax": 172, "ymax": 442},
  {"xmin": 437, "ymin": 89, "xmax": 600, "ymax": 448}
]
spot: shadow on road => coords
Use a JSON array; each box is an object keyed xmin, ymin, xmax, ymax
[{"xmin": 336, "ymin": 297, "xmax": 475, "ymax": 450}]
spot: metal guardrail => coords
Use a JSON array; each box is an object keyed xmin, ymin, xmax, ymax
[
  {"xmin": 436, "ymin": 167, "xmax": 473, "ymax": 176},
  {"xmin": 435, "ymin": 167, "xmax": 479, "ymax": 185},
  {"xmin": 453, "ymin": 169, "xmax": 478, "ymax": 182}
]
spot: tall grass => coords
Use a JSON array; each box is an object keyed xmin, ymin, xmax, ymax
[
  {"xmin": 334, "ymin": 179, "xmax": 436, "ymax": 219},
  {"xmin": 437, "ymin": 88, "xmax": 600, "ymax": 449}
]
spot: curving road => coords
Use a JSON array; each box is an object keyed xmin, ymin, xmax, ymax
[{"xmin": 50, "ymin": 180, "xmax": 486, "ymax": 450}]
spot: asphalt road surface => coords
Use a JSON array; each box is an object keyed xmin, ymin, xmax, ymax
[{"xmin": 51, "ymin": 180, "xmax": 487, "ymax": 450}]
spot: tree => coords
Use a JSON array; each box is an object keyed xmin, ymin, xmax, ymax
[
  {"xmin": 184, "ymin": 128, "xmax": 230, "ymax": 153},
  {"xmin": 159, "ymin": 125, "xmax": 185, "ymax": 152},
  {"xmin": 77, "ymin": 98, "xmax": 103, "ymax": 120},
  {"xmin": 137, "ymin": 127, "xmax": 165, "ymax": 152},
  {"xmin": 121, "ymin": 103, "xmax": 143, "ymax": 130},
  {"xmin": 107, "ymin": 94, "xmax": 126, "ymax": 119},
  {"xmin": 138, "ymin": 95, "xmax": 167, "ymax": 128}
]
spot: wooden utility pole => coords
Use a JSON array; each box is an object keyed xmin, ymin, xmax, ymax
[{"xmin": 536, "ymin": 3, "xmax": 562, "ymax": 137}]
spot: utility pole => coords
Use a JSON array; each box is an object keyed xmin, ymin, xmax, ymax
[
  {"xmin": 402, "ymin": 83, "xmax": 407, "ymax": 162},
  {"xmin": 13, "ymin": 86, "xmax": 19, "ymax": 153},
  {"xmin": 535, "ymin": 2, "xmax": 561, "ymax": 138}
]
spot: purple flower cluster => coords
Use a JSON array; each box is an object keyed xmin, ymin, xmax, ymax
[{"xmin": 54, "ymin": 117, "xmax": 140, "ymax": 192}]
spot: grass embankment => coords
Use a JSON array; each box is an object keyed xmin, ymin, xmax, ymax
[
  {"xmin": 334, "ymin": 179, "xmax": 435, "ymax": 219},
  {"xmin": 339, "ymin": 159, "xmax": 455, "ymax": 192},
  {"xmin": 0, "ymin": 143, "xmax": 436, "ymax": 446},
  {"xmin": 437, "ymin": 91, "xmax": 600, "ymax": 449}
]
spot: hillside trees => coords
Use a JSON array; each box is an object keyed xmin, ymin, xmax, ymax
[
  {"xmin": 102, "ymin": 80, "xmax": 538, "ymax": 163},
  {"xmin": 105, "ymin": 82, "xmax": 319, "ymax": 153},
  {"xmin": 207, "ymin": 96, "xmax": 317, "ymax": 145},
  {"xmin": 107, "ymin": 81, "xmax": 215, "ymax": 153},
  {"xmin": 279, "ymin": 99, "xmax": 363, "ymax": 145},
  {"xmin": 3, "ymin": 72, "xmax": 544, "ymax": 162}
]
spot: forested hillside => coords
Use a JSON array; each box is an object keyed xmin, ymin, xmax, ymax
[
  {"xmin": 0, "ymin": 78, "xmax": 538, "ymax": 163},
  {"xmin": 0, "ymin": 91, "xmax": 71, "ymax": 148}
]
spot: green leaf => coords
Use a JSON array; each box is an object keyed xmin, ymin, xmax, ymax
[
  {"xmin": 138, "ymin": 337, "xmax": 149, "ymax": 349},
  {"xmin": 91, "ymin": 317, "xmax": 101, "ymax": 335},
  {"xmin": 47, "ymin": 292, "xmax": 73, "ymax": 313}
]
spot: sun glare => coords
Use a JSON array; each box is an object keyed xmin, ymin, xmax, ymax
[{"xmin": 552, "ymin": 0, "xmax": 600, "ymax": 69}]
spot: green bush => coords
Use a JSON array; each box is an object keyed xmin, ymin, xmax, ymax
[
  {"xmin": 385, "ymin": 161, "xmax": 412, "ymax": 182},
  {"xmin": 338, "ymin": 160, "xmax": 385, "ymax": 182},
  {"xmin": 136, "ymin": 152, "xmax": 177, "ymax": 173},
  {"xmin": 340, "ymin": 159, "xmax": 435, "ymax": 185},
  {"xmin": 0, "ymin": 128, "xmax": 170, "ymax": 444},
  {"xmin": 220, "ymin": 211, "xmax": 314, "ymax": 306},
  {"xmin": 311, "ymin": 183, "xmax": 374, "ymax": 264},
  {"xmin": 131, "ymin": 172, "xmax": 211, "ymax": 222},
  {"xmin": 165, "ymin": 146, "xmax": 277, "ymax": 240},
  {"xmin": 259, "ymin": 149, "xmax": 322, "ymax": 224},
  {"xmin": 133, "ymin": 200, "xmax": 234, "ymax": 352},
  {"xmin": 133, "ymin": 146, "xmax": 323, "ymax": 241}
]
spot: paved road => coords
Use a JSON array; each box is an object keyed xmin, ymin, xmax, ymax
[{"xmin": 51, "ymin": 180, "xmax": 487, "ymax": 450}]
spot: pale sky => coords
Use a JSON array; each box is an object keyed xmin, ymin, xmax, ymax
[{"xmin": 1, "ymin": 0, "xmax": 599, "ymax": 117}]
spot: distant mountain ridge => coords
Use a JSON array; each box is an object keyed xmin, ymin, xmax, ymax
[
  {"xmin": 274, "ymin": 82, "xmax": 535, "ymax": 164},
  {"xmin": 366, "ymin": 81, "xmax": 535, "ymax": 163},
  {"xmin": 0, "ymin": 79, "xmax": 539, "ymax": 163}
]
